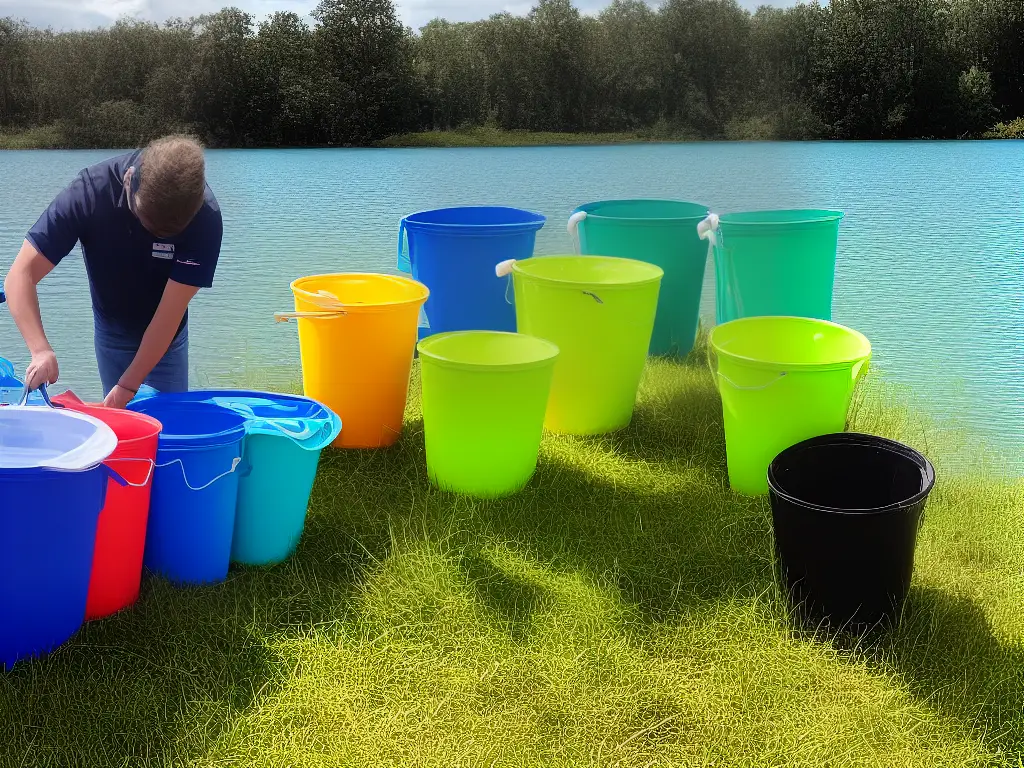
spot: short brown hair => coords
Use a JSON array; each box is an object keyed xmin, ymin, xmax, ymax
[{"xmin": 136, "ymin": 135, "xmax": 207, "ymax": 238}]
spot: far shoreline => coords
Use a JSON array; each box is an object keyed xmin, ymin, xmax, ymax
[{"xmin": 2, "ymin": 125, "xmax": 1021, "ymax": 151}]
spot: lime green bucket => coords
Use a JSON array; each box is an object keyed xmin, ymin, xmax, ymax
[
  {"xmin": 699, "ymin": 210, "xmax": 844, "ymax": 324},
  {"xmin": 499, "ymin": 255, "xmax": 663, "ymax": 435},
  {"xmin": 569, "ymin": 200, "xmax": 710, "ymax": 357},
  {"xmin": 418, "ymin": 331, "xmax": 559, "ymax": 498},
  {"xmin": 710, "ymin": 316, "xmax": 871, "ymax": 496}
]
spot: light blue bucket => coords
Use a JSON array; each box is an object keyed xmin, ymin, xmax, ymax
[{"xmin": 131, "ymin": 389, "xmax": 341, "ymax": 566}]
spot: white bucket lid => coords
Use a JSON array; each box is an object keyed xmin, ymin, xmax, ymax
[{"xmin": 0, "ymin": 406, "xmax": 118, "ymax": 470}]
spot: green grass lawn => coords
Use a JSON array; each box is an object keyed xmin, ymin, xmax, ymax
[
  {"xmin": 1, "ymin": 352, "xmax": 1021, "ymax": 767},
  {"xmin": 375, "ymin": 126, "xmax": 691, "ymax": 148}
]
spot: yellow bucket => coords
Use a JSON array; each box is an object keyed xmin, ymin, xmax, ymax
[{"xmin": 277, "ymin": 273, "xmax": 429, "ymax": 449}]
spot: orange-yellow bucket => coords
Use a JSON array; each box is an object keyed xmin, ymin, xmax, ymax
[{"xmin": 277, "ymin": 273, "xmax": 429, "ymax": 449}]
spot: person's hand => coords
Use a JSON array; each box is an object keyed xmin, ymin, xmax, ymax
[
  {"xmin": 102, "ymin": 384, "xmax": 135, "ymax": 410},
  {"xmin": 25, "ymin": 349, "xmax": 59, "ymax": 391}
]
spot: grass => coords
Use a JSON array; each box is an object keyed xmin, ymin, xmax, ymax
[
  {"xmin": 0, "ymin": 350, "xmax": 1022, "ymax": 767},
  {"xmin": 0, "ymin": 124, "xmax": 73, "ymax": 150},
  {"xmin": 376, "ymin": 126, "xmax": 695, "ymax": 148}
]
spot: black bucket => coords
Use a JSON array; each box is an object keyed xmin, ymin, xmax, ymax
[{"xmin": 768, "ymin": 433, "xmax": 936, "ymax": 633}]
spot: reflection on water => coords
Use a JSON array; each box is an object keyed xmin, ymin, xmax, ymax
[{"xmin": 0, "ymin": 142, "xmax": 1021, "ymax": 464}]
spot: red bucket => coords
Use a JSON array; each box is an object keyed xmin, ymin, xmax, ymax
[{"xmin": 53, "ymin": 392, "xmax": 162, "ymax": 620}]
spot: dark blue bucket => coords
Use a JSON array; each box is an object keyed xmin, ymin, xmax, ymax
[
  {"xmin": 128, "ymin": 401, "xmax": 247, "ymax": 586},
  {"xmin": 398, "ymin": 206, "xmax": 546, "ymax": 338}
]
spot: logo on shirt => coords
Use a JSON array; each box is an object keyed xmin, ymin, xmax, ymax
[
  {"xmin": 152, "ymin": 243, "xmax": 175, "ymax": 260},
  {"xmin": 177, "ymin": 259, "xmax": 201, "ymax": 267}
]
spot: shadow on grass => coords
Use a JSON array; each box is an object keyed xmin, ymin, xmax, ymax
[{"xmin": 880, "ymin": 588, "xmax": 1024, "ymax": 762}]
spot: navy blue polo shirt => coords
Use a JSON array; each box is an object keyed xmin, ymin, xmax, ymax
[{"xmin": 26, "ymin": 151, "xmax": 223, "ymax": 340}]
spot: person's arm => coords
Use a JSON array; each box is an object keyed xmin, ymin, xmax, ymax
[
  {"xmin": 102, "ymin": 280, "xmax": 199, "ymax": 408},
  {"xmin": 4, "ymin": 240, "xmax": 57, "ymax": 370}
]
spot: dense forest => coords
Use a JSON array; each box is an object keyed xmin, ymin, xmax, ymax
[{"xmin": 1, "ymin": 0, "xmax": 1022, "ymax": 148}]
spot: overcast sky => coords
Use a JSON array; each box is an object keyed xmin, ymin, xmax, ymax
[{"xmin": 0, "ymin": 0, "xmax": 792, "ymax": 33}]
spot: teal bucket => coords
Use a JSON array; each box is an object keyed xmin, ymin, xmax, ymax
[
  {"xmin": 700, "ymin": 210, "xmax": 844, "ymax": 324},
  {"xmin": 131, "ymin": 390, "xmax": 341, "ymax": 566},
  {"xmin": 569, "ymin": 199, "xmax": 710, "ymax": 357}
]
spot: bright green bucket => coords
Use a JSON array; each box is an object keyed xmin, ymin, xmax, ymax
[
  {"xmin": 418, "ymin": 331, "xmax": 559, "ymax": 498},
  {"xmin": 700, "ymin": 210, "xmax": 844, "ymax": 324},
  {"xmin": 569, "ymin": 200, "xmax": 710, "ymax": 357},
  {"xmin": 710, "ymin": 316, "xmax": 871, "ymax": 496},
  {"xmin": 504, "ymin": 255, "xmax": 663, "ymax": 435}
]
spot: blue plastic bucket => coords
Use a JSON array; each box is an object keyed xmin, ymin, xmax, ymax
[
  {"xmin": 132, "ymin": 390, "xmax": 341, "ymax": 566},
  {"xmin": 0, "ymin": 357, "xmax": 23, "ymax": 405},
  {"xmin": 127, "ymin": 401, "xmax": 248, "ymax": 585},
  {"xmin": 0, "ymin": 399, "xmax": 119, "ymax": 668},
  {"xmin": 398, "ymin": 206, "xmax": 546, "ymax": 337}
]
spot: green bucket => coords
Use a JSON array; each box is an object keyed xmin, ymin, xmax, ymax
[
  {"xmin": 700, "ymin": 210, "xmax": 844, "ymax": 324},
  {"xmin": 710, "ymin": 316, "xmax": 871, "ymax": 496},
  {"xmin": 569, "ymin": 199, "xmax": 710, "ymax": 358},
  {"xmin": 505, "ymin": 255, "xmax": 663, "ymax": 435},
  {"xmin": 418, "ymin": 331, "xmax": 559, "ymax": 498}
]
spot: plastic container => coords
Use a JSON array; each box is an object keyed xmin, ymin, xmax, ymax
[
  {"xmin": 0, "ymin": 393, "xmax": 119, "ymax": 667},
  {"xmin": 276, "ymin": 274, "xmax": 429, "ymax": 449},
  {"xmin": 569, "ymin": 200, "xmax": 710, "ymax": 357},
  {"xmin": 0, "ymin": 357, "xmax": 21, "ymax": 404},
  {"xmin": 418, "ymin": 331, "xmax": 559, "ymax": 498},
  {"xmin": 127, "ymin": 400, "xmax": 248, "ymax": 585},
  {"xmin": 505, "ymin": 255, "xmax": 663, "ymax": 435},
  {"xmin": 132, "ymin": 390, "xmax": 341, "ymax": 566},
  {"xmin": 710, "ymin": 316, "xmax": 872, "ymax": 496},
  {"xmin": 703, "ymin": 210, "xmax": 843, "ymax": 324},
  {"xmin": 53, "ymin": 392, "xmax": 163, "ymax": 620},
  {"xmin": 398, "ymin": 206, "xmax": 546, "ymax": 337},
  {"xmin": 769, "ymin": 433, "xmax": 936, "ymax": 632}
]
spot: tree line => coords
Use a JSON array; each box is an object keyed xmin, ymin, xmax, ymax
[{"xmin": 0, "ymin": 0, "xmax": 1021, "ymax": 148}]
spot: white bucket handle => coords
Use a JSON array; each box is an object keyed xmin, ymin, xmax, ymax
[
  {"xmin": 567, "ymin": 211, "xmax": 587, "ymax": 254},
  {"xmin": 276, "ymin": 290, "xmax": 349, "ymax": 323},
  {"xmin": 158, "ymin": 456, "xmax": 245, "ymax": 492},
  {"xmin": 106, "ymin": 457, "xmax": 156, "ymax": 488},
  {"xmin": 397, "ymin": 217, "xmax": 411, "ymax": 272},
  {"xmin": 496, "ymin": 259, "xmax": 605, "ymax": 306}
]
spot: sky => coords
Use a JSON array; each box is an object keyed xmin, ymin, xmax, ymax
[{"xmin": 0, "ymin": 0, "xmax": 791, "ymax": 34}]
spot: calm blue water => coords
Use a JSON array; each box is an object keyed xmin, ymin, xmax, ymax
[{"xmin": 0, "ymin": 143, "xmax": 1021, "ymax": 463}]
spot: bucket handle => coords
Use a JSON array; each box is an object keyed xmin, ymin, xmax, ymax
[
  {"xmin": 707, "ymin": 346, "xmax": 788, "ymax": 392},
  {"xmin": 567, "ymin": 211, "xmax": 587, "ymax": 254},
  {"xmin": 17, "ymin": 383, "xmax": 59, "ymax": 408},
  {"xmin": 495, "ymin": 259, "xmax": 605, "ymax": 305},
  {"xmin": 156, "ymin": 455, "xmax": 248, "ymax": 492},
  {"xmin": 699, "ymin": 213, "xmax": 740, "ymax": 323},
  {"xmin": 397, "ymin": 217, "xmax": 411, "ymax": 273},
  {"xmin": 106, "ymin": 457, "xmax": 156, "ymax": 488}
]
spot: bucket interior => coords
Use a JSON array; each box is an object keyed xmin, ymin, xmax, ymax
[
  {"xmin": 770, "ymin": 435, "xmax": 934, "ymax": 512},
  {"xmin": 292, "ymin": 274, "xmax": 428, "ymax": 309},
  {"xmin": 720, "ymin": 209, "xmax": 844, "ymax": 227},
  {"xmin": 418, "ymin": 331, "xmax": 559, "ymax": 370},
  {"xmin": 712, "ymin": 317, "xmax": 870, "ymax": 369},
  {"xmin": 514, "ymin": 256, "xmax": 663, "ymax": 287},
  {"xmin": 130, "ymin": 403, "xmax": 246, "ymax": 447},
  {"xmin": 405, "ymin": 206, "xmax": 545, "ymax": 229},
  {"xmin": 581, "ymin": 199, "xmax": 709, "ymax": 221}
]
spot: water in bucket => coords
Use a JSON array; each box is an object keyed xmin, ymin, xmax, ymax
[
  {"xmin": 133, "ymin": 389, "xmax": 341, "ymax": 566},
  {"xmin": 570, "ymin": 200, "xmax": 710, "ymax": 357},
  {"xmin": 769, "ymin": 433, "xmax": 935, "ymax": 633},
  {"xmin": 701, "ymin": 210, "xmax": 844, "ymax": 324},
  {"xmin": 710, "ymin": 316, "xmax": 871, "ymax": 496},
  {"xmin": 398, "ymin": 206, "xmax": 546, "ymax": 337},
  {"xmin": 418, "ymin": 331, "xmax": 559, "ymax": 498},
  {"xmin": 0, "ymin": 391, "xmax": 118, "ymax": 667},
  {"xmin": 53, "ymin": 392, "xmax": 163, "ymax": 621},
  {"xmin": 277, "ymin": 273, "xmax": 428, "ymax": 449},
  {"xmin": 506, "ymin": 255, "xmax": 663, "ymax": 435},
  {"xmin": 128, "ymin": 400, "xmax": 248, "ymax": 585}
]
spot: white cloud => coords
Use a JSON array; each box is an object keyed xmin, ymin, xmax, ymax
[{"xmin": 0, "ymin": 0, "xmax": 787, "ymax": 32}]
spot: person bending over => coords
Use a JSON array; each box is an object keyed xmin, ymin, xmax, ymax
[{"xmin": 3, "ymin": 134, "xmax": 223, "ymax": 408}]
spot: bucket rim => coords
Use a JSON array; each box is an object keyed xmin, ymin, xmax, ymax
[
  {"xmin": 418, "ymin": 331, "xmax": 560, "ymax": 372},
  {"xmin": 719, "ymin": 209, "xmax": 845, "ymax": 227},
  {"xmin": 768, "ymin": 432, "xmax": 936, "ymax": 515},
  {"xmin": 573, "ymin": 198, "xmax": 711, "ymax": 223},
  {"xmin": 403, "ymin": 205, "xmax": 546, "ymax": 231},
  {"xmin": 128, "ymin": 401, "xmax": 247, "ymax": 448},
  {"xmin": 511, "ymin": 255, "xmax": 665, "ymax": 289},
  {"xmin": 710, "ymin": 316, "xmax": 871, "ymax": 371},
  {"xmin": 290, "ymin": 273, "xmax": 430, "ymax": 311}
]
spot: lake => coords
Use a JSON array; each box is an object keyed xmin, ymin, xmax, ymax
[{"xmin": 0, "ymin": 143, "xmax": 1021, "ymax": 466}]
